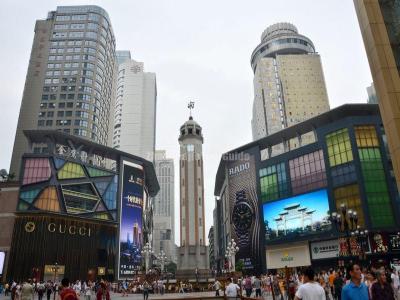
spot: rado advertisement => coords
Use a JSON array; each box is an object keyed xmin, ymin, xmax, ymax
[{"xmin": 228, "ymin": 152, "xmax": 262, "ymax": 273}]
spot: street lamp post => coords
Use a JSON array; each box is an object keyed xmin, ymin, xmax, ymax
[
  {"xmin": 351, "ymin": 226, "xmax": 369, "ymax": 265},
  {"xmin": 141, "ymin": 242, "xmax": 154, "ymax": 274},
  {"xmin": 225, "ymin": 239, "xmax": 239, "ymax": 272},
  {"xmin": 157, "ymin": 250, "xmax": 168, "ymax": 274},
  {"xmin": 331, "ymin": 204, "xmax": 358, "ymax": 256}
]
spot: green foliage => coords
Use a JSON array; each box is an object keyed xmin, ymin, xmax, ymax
[
  {"xmin": 236, "ymin": 259, "xmax": 244, "ymax": 272},
  {"xmin": 165, "ymin": 262, "xmax": 177, "ymax": 274}
]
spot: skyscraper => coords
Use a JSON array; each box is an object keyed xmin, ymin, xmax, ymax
[
  {"xmin": 10, "ymin": 5, "xmax": 117, "ymax": 177},
  {"xmin": 153, "ymin": 150, "xmax": 176, "ymax": 262},
  {"xmin": 251, "ymin": 23, "xmax": 330, "ymax": 144},
  {"xmin": 112, "ymin": 51, "xmax": 156, "ymax": 161},
  {"xmin": 354, "ymin": 0, "xmax": 400, "ymax": 189},
  {"xmin": 177, "ymin": 115, "xmax": 208, "ymax": 272}
]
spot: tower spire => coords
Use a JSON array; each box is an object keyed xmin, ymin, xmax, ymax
[{"xmin": 187, "ymin": 101, "xmax": 195, "ymax": 119}]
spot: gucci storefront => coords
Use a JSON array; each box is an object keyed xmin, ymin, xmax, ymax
[
  {"xmin": 8, "ymin": 213, "xmax": 117, "ymax": 281},
  {"xmin": 6, "ymin": 130, "xmax": 160, "ymax": 281}
]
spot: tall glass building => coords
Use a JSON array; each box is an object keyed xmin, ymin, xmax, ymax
[{"xmin": 10, "ymin": 6, "xmax": 117, "ymax": 177}]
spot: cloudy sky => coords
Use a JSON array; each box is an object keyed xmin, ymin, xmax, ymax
[{"xmin": 0, "ymin": 0, "xmax": 372, "ymax": 245}]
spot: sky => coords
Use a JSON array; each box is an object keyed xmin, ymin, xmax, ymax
[{"xmin": 0, "ymin": 0, "xmax": 372, "ymax": 245}]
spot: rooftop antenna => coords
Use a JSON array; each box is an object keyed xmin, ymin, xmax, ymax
[{"xmin": 187, "ymin": 101, "xmax": 195, "ymax": 119}]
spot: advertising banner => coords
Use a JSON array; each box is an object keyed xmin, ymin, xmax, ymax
[
  {"xmin": 118, "ymin": 161, "xmax": 144, "ymax": 279},
  {"xmin": 227, "ymin": 150, "xmax": 262, "ymax": 273},
  {"xmin": 266, "ymin": 242, "xmax": 311, "ymax": 269},
  {"xmin": 263, "ymin": 189, "xmax": 331, "ymax": 241},
  {"xmin": 311, "ymin": 239, "xmax": 339, "ymax": 260},
  {"xmin": 0, "ymin": 251, "xmax": 5, "ymax": 275},
  {"xmin": 389, "ymin": 234, "xmax": 400, "ymax": 252}
]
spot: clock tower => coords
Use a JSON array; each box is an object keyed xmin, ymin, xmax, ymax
[{"xmin": 177, "ymin": 113, "xmax": 209, "ymax": 274}]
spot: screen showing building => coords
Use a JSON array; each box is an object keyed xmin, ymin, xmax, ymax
[
  {"xmin": 263, "ymin": 189, "xmax": 331, "ymax": 241},
  {"xmin": 118, "ymin": 161, "xmax": 144, "ymax": 279},
  {"xmin": 0, "ymin": 252, "xmax": 5, "ymax": 275}
]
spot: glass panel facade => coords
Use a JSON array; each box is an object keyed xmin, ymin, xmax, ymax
[
  {"xmin": 34, "ymin": 187, "xmax": 60, "ymax": 212},
  {"xmin": 18, "ymin": 201, "xmax": 30, "ymax": 211},
  {"xmin": 326, "ymin": 128, "xmax": 353, "ymax": 167},
  {"xmin": 334, "ymin": 184, "xmax": 365, "ymax": 227},
  {"xmin": 93, "ymin": 213, "xmax": 111, "ymax": 220},
  {"xmin": 58, "ymin": 162, "xmax": 86, "ymax": 179},
  {"xmin": 20, "ymin": 189, "xmax": 42, "ymax": 204},
  {"xmin": 86, "ymin": 166, "xmax": 114, "ymax": 177},
  {"xmin": 61, "ymin": 183, "xmax": 100, "ymax": 214},
  {"xmin": 94, "ymin": 180, "xmax": 111, "ymax": 195},
  {"xmin": 260, "ymin": 163, "xmax": 289, "ymax": 203},
  {"xmin": 54, "ymin": 157, "xmax": 66, "ymax": 169},
  {"xmin": 355, "ymin": 125, "xmax": 379, "ymax": 148},
  {"xmin": 289, "ymin": 150, "xmax": 327, "ymax": 195},
  {"xmin": 22, "ymin": 158, "xmax": 51, "ymax": 185},
  {"xmin": 103, "ymin": 175, "xmax": 118, "ymax": 210},
  {"xmin": 331, "ymin": 163, "xmax": 357, "ymax": 187},
  {"xmin": 358, "ymin": 148, "xmax": 395, "ymax": 227}
]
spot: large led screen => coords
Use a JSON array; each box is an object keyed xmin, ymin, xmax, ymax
[
  {"xmin": 118, "ymin": 161, "xmax": 144, "ymax": 279},
  {"xmin": 263, "ymin": 189, "xmax": 331, "ymax": 241}
]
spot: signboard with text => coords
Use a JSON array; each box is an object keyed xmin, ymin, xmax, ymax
[
  {"xmin": 311, "ymin": 239, "xmax": 339, "ymax": 260},
  {"xmin": 118, "ymin": 161, "xmax": 144, "ymax": 279}
]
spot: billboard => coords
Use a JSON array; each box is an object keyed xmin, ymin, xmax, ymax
[
  {"xmin": 263, "ymin": 189, "xmax": 331, "ymax": 241},
  {"xmin": 118, "ymin": 161, "xmax": 144, "ymax": 279},
  {"xmin": 0, "ymin": 251, "xmax": 5, "ymax": 275},
  {"xmin": 311, "ymin": 239, "xmax": 339, "ymax": 260},
  {"xmin": 227, "ymin": 150, "xmax": 262, "ymax": 273}
]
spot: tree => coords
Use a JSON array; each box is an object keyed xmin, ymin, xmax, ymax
[
  {"xmin": 165, "ymin": 262, "xmax": 177, "ymax": 274},
  {"xmin": 235, "ymin": 259, "xmax": 244, "ymax": 272}
]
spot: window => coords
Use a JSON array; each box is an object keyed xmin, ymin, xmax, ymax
[
  {"xmin": 74, "ymin": 129, "xmax": 87, "ymax": 137},
  {"xmin": 71, "ymin": 23, "xmax": 85, "ymax": 29},
  {"xmin": 355, "ymin": 125, "xmax": 379, "ymax": 148},
  {"xmin": 88, "ymin": 13, "xmax": 100, "ymax": 22},
  {"xmin": 326, "ymin": 128, "xmax": 353, "ymax": 167},
  {"xmin": 37, "ymin": 120, "xmax": 45, "ymax": 126},
  {"xmin": 54, "ymin": 24, "xmax": 69, "ymax": 30},
  {"xmin": 331, "ymin": 162, "xmax": 357, "ymax": 187},
  {"xmin": 334, "ymin": 184, "xmax": 365, "ymax": 227},
  {"xmin": 71, "ymin": 14, "xmax": 86, "ymax": 20},
  {"xmin": 47, "ymin": 111, "xmax": 54, "ymax": 117},
  {"xmin": 46, "ymin": 120, "xmax": 53, "ymax": 126},
  {"xmin": 22, "ymin": 158, "xmax": 51, "ymax": 185},
  {"xmin": 56, "ymin": 15, "xmax": 70, "ymax": 21},
  {"xmin": 52, "ymin": 32, "xmax": 67, "ymax": 38},
  {"xmin": 58, "ymin": 162, "xmax": 86, "ymax": 179},
  {"xmin": 34, "ymin": 187, "xmax": 60, "ymax": 212},
  {"xmin": 259, "ymin": 162, "xmax": 289, "ymax": 203},
  {"xmin": 359, "ymin": 148, "xmax": 394, "ymax": 227},
  {"xmin": 289, "ymin": 150, "xmax": 327, "ymax": 195}
]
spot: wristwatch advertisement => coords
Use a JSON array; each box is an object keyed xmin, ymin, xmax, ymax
[{"xmin": 232, "ymin": 190, "xmax": 254, "ymax": 248}]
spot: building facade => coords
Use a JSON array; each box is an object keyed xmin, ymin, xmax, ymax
[
  {"xmin": 354, "ymin": 0, "xmax": 400, "ymax": 190},
  {"xmin": 112, "ymin": 52, "xmax": 156, "ymax": 162},
  {"xmin": 251, "ymin": 23, "xmax": 330, "ymax": 143},
  {"xmin": 367, "ymin": 83, "xmax": 378, "ymax": 104},
  {"xmin": 6, "ymin": 130, "xmax": 159, "ymax": 281},
  {"xmin": 208, "ymin": 227, "xmax": 215, "ymax": 270},
  {"xmin": 10, "ymin": 5, "xmax": 117, "ymax": 178},
  {"xmin": 153, "ymin": 150, "xmax": 176, "ymax": 263},
  {"xmin": 215, "ymin": 104, "xmax": 400, "ymax": 273},
  {"xmin": 177, "ymin": 116, "xmax": 208, "ymax": 274}
]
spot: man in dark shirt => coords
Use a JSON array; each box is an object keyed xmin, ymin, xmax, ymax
[{"xmin": 371, "ymin": 270, "xmax": 395, "ymax": 300}]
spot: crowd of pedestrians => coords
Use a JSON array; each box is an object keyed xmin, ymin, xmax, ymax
[{"xmin": 214, "ymin": 263, "xmax": 400, "ymax": 300}]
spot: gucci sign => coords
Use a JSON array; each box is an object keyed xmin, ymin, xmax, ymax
[{"xmin": 24, "ymin": 221, "xmax": 92, "ymax": 237}]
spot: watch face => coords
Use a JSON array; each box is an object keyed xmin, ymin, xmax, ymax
[{"xmin": 232, "ymin": 202, "xmax": 253, "ymax": 231}]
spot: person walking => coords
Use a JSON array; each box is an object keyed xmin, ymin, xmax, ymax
[
  {"xmin": 20, "ymin": 280, "xmax": 34, "ymax": 300},
  {"xmin": 391, "ymin": 269, "xmax": 400, "ymax": 300},
  {"xmin": 84, "ymin": 281, "xmax": 92, "ymax": 300},
  {"xmin": 45, "ymin": 282, "xmax": 52, "ymax": 300},
  {"xmin": 142, "ymin": 281, "xmax": 150, "ymax": 300},
  {"xmin": 96, "ymin": 282, "xmax": 110, "ymax": 300},
  {"xmin": 333, "ymin": 271, "xmax": 344, "ymax": 300},
  {"xmin": 295, "ymin": 267, "xmax": 326, "ymax": 300},
  {"xmin": 253, "ymin": 276, "xmax": 262, "ymax": 298},
  {"xmin": 225, "ymin": 278, "xmax": 240, "ymax": 300},
  {"xmin": 212, "ymin": 279, "xmax": 221, "ymax": 296},
  {"xmin": 341, "ymin": 263, "xmax": 369, "ymax": 300},
  {"xmin": 59, "ymin": 278, "xmax": 78, "ymax": 300},
  {"xmin": 37, "ymin": 282, "xmax": 45, "ymax": 300},
  {"xmin": 371, "ymin": 270, "xmax": 395, "ymax": 300},
  {"xmin": 243, "ymin": 275, "xmax": 252, "ymax": 297}
]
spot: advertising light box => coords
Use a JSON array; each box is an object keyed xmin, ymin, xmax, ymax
[
  {"xmin": 118, "ymin": 161, "xmax": 144, "ymax": 279},
  {"xmin": 263, "ymin": 189, "xmax": 331, "ymax": 241},
  {"xmin": 0, "ymin": 251, "xmax": 5, "ymax": 275}
]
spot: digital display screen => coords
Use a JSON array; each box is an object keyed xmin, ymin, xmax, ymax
[
  {"xmin": 263, "ymin": 189, "xmax": 331, "ymax": 241},
  {"xmin": 118, "ymin": 161, "xmax": 144, "ymax": 279}
]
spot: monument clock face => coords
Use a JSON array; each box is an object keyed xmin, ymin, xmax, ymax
[{"xmin": 232, "ymin": 203, "xmax": 253, "ymax": 231}]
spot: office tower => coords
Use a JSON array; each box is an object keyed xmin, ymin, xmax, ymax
[
  {"xmin": 113, "ymin": 51, "xmax": 156, "ymax": 161},
  {"xmin": 354, "ymin": 0, "xmax": 400, "ymax": 189},
  {"xmin": 116, "ymin": 50, "xmax": 131, "ymax": 65},
  {"xmin": 177, "ymin": 116, "xmax": 208, "ymax": 272},
  {"xmin": 367, "ymin": 83, "xmax": 378, "ymax": 104},
  {"xmin": 153, "ymin": 150, "xmax": 176, "ymax": 262},
  {"xmin": 9, "ymin": 5, "xmax": 117, "ymax": 177},
  {"xmin": 251, "ymin": 23, "xmax": 330, "ymax": 144}
]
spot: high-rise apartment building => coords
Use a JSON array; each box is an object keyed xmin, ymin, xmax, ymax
[
  {"xmin": 251, "ymin": 23, "xmax": 330, "ymax": 143},
  {"xmin": 10, "ymin": 5, "xmax": 116, "ymax": 177},
  {"xmin": 367, "ymin": 83, "xmax": 378, "ymax": 104},
  {"xmin": 153, "ymin": 150, "xmax": 176, "ymax": 262},
  {"xmin": 177, "ymin": 116, "xmax": 208, "ymax": 272},
  {"xmin": 113, "ymin": 51, "xmax": 156, "ymax": 161},
  {"xmin": 354, "ymin": 0, "xmax": 400, "ymax": 189}
]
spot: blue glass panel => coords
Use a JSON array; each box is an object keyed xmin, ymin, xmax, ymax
[
  {"xmin": 54, "ymin": 158, "xmax": 65, "ymax": 169},
  {"xmin": 20, "ymin": 189, "xmax": 42, "ymax": 204},
  {"xmin": 103, "ymin": 175, "xmax": 117, "ymax": 210},
  {"xmin": 94, "ymin": 180, "xmax": 111, "ymax": 196}
]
